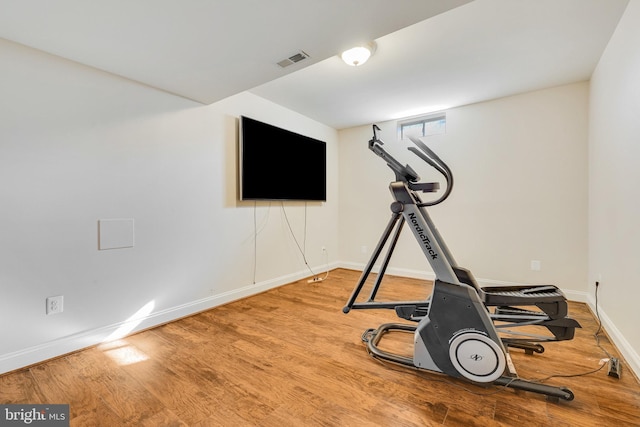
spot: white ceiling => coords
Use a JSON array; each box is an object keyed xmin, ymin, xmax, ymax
[
  {"xmin": 252, "ymin": 0, "xmax": 630, "ymax": 129},
  {"xmin": 0, "ymin": 0, "xmax": 629, "ymax": 130}
]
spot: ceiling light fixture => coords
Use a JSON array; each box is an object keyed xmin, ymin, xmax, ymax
[{"xmin": 341, "ymin": 42, "xmax": 377, "ymax": 67}]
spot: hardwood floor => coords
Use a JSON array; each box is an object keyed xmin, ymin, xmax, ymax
[{"xmin": 1, "ymin": 268, "xmax": 639, "ymax": 426}]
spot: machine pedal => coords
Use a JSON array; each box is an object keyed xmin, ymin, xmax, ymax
[{"xmin": 395, "ymin": 305, "xmax": 428, "ymax": 321}]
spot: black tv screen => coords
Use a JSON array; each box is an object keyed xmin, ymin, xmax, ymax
[{"xmin": 239, "ymin": 116, "xmax": 327, "ymax": 201}]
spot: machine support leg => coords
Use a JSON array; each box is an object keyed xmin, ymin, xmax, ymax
[
  {"xmin": 343, "ymin": 212, "xmax": 402, "ymax": 312},
  {"xmin": 368, "ymin": 218, "xmax": 405, "ymax": 301}
]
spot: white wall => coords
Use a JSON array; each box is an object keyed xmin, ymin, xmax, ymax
[
  {"xmin": 588, "ymin": 0, "xmax": 640, "ymax": 376},
  {"xmin": 0, "ymin": 39, "xmax": 339, "ymax": 374},
  {"xmin": 339, "ymin": 82, "xmax": 589, "ymax": 299},
  {"xmin": 4, "ymin": 3, "xmax": 639, "ymax": 380}
]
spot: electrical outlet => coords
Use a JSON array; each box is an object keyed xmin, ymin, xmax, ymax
[
  {"xmin": 46, "ymin": 296, "xmax": 64, "ymax": 315},
  {"xmin": 530, "ymin": 260, "xmax": 541, "ymax": 271}
]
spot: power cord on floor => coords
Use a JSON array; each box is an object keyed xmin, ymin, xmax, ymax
[
  {"xmin": 280, "ymin": 203, "xmax": 330, "ymax": 283},
  {"xmin": 504, "ymin": 281, "xmax": 620, "ymax": 384},
  {"xmin": 498, "ymin": 282, "xmax": 619, "ymax": 383},
  {"xmin": 368, "ymin": 339, "xmax": 607, "ymax": 399},
  {"xmin": 594, "ymin": 281, "xmax": 612, "ymax": 358},
  {"xmin": 253, "ymin": 201, "xmax": 257, "ymax": 285},
  {"xmin": 525, "ymin": 362, "xmax": 607, "ymax": 383},
  {"xmin": 501, "ymin": 281, "xmax": 620, "ymax": 385},
  {"xmin": 594, "ymin": 281, "xmax": 622, "ymax": 378},
  {"xmin": 362, "ymin": 281, "xmax": 621, "ymax": 399},
  {"xmin": 252, "ymin": 201, "xmax": 272, "ymax": 285}
]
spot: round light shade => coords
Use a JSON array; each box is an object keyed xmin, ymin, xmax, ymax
[{"xmin": 341, "ymin": 45, "xmax": 374, "ymax": 66}]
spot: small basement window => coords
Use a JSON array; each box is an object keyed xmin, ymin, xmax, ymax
[{"xmin": 397, "ymin": 112, "xmax": 446, "ymax": 140}]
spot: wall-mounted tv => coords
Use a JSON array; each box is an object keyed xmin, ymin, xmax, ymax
[{"xmin": 239, "ymin": 116, "xmax": 327, "ymax": 201}]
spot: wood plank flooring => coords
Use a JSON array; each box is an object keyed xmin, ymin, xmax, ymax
[{"xmin": 1, "ymin": 268, "xmax": 639, "ymax": 426}]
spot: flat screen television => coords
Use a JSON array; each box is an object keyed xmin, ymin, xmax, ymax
[{"xmin": 239, "ymin": 116, "xmax": 327, "ymax": 201}]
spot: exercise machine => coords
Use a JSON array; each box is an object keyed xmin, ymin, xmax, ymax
[{"xmin": 343, "ymin": 125, "xmax": 580, "ymax": 401}]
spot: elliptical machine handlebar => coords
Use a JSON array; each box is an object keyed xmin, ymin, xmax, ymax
[
  {"xmin": 407, "ymin": 136, "xmax": 454, "ymax": 207},
  {"xmin": 369, "ymin": 124, "xmax": 421, "ymax": 183},
  {"xmin": 368, "ymin": 124, "xmax": 453, "ymax": 206}
]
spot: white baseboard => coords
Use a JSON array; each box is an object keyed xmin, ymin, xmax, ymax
[
  {"xmin": 339, "ymin": 262, "xmax": 589, "ymax": 302},
  {"xmin": 5, "ymin": 261, "xmax": 635, "ymax": 382},
  {"xmin": 0, "ymin": 263, "xmax": 339, "ymax": 375}
]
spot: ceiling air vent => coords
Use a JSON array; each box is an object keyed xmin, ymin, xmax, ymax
[{"xmin": 277, "ymin": 51, "xmax": 310, "ymax": 68}]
